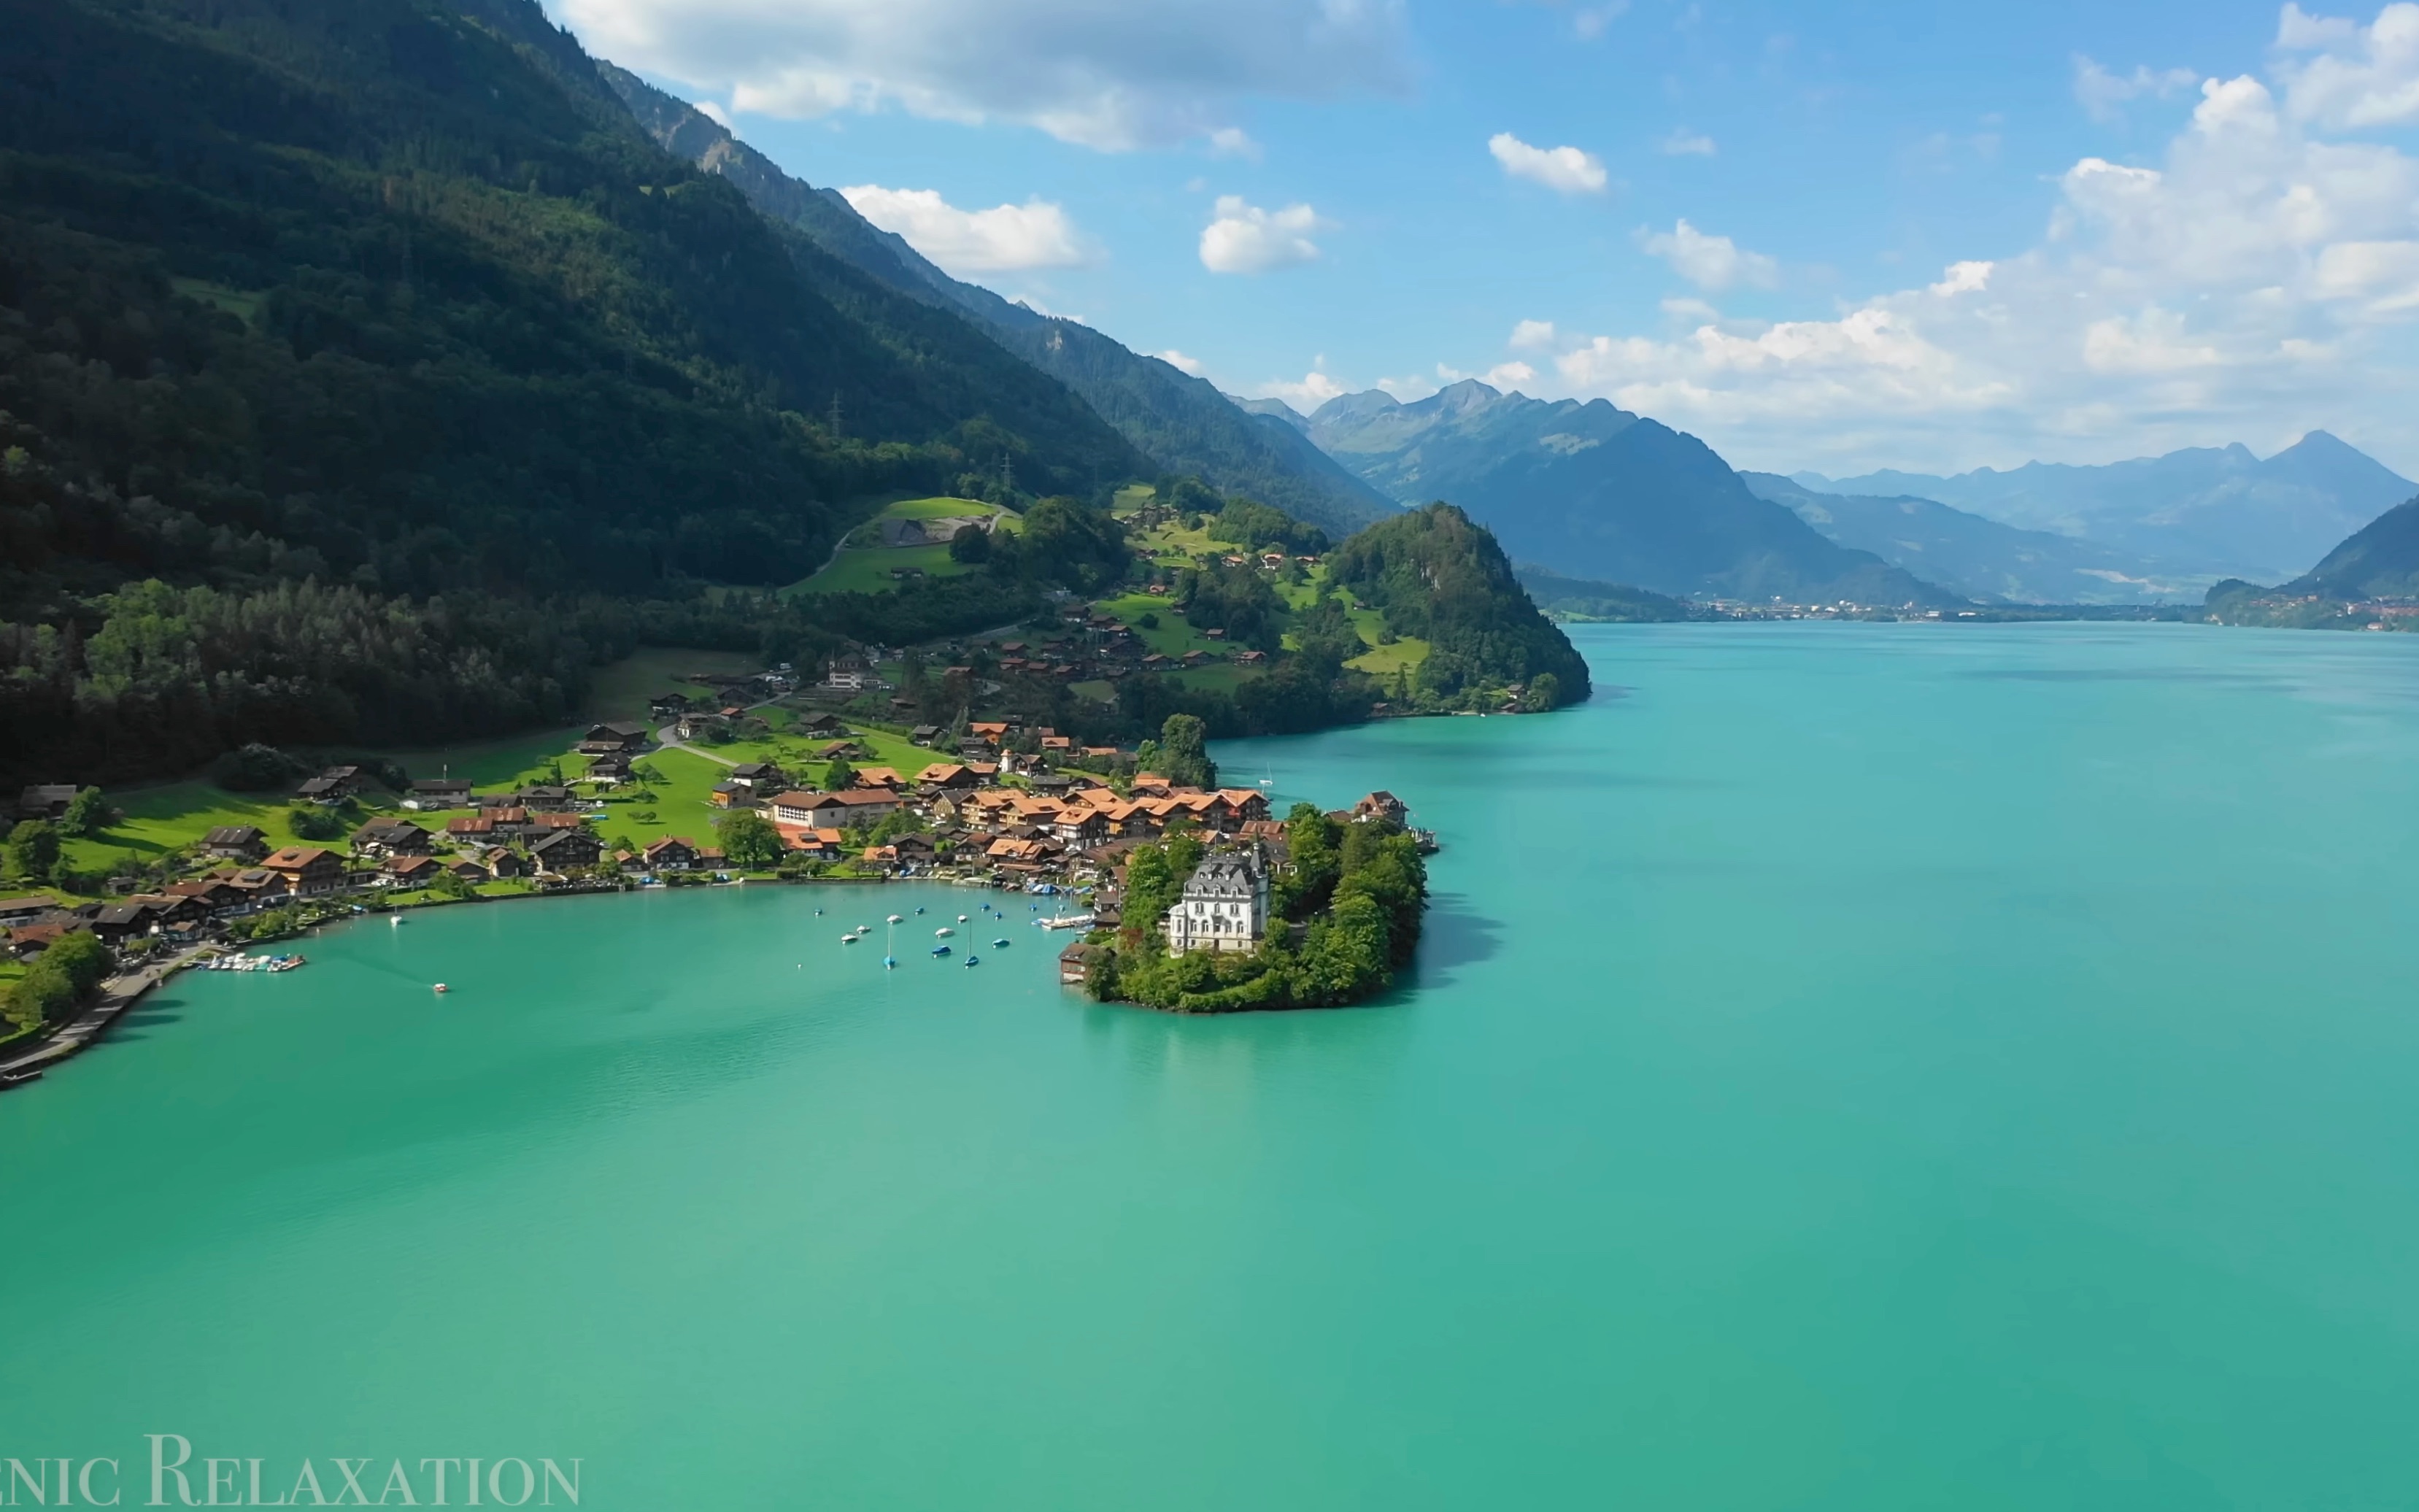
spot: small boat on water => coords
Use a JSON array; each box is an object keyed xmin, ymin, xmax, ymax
[
  {"xmin": 842, "ymin": 934, "xmax": 858, "ymax": 944},
  {"xmin": 992, "ymin": 938, "xmax": 1011, "ymax": 949},
  {"xmin": 887, "ymin": 914, "xmax": 904, "ymax": 925},
  {"xmin": 433, "ymin": 983, "xmax": 450, "ymax": 994},
  {"xmin": 207, "ymin": 953, "xmax": 306, "ymax": 973},
  {"xmin": 957, "ymin": 914, "xmax": 968, "ymax": 923},
  {"xmin": 935, "ymin": 927, "xmax": 953, "ymax": 937},
  {"xmin": 390, "ymin": 916, "xmax": 405, "ymax": 927},
  {"xmin": 1036, "ymin": 914, "xmax": 1095, "ymax": 931},
  {"xmin": 930, "ymin": 944, "xmax": 952, "ymax": 958},
  {"xmin": 963, "ymin": 954, "xmax": 981, "ymax": 968}
]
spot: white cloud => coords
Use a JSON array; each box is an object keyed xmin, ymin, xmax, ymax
[
  {"xmin": 1637, "ymin": 219, "xmax": 1780, "ymax": 290},
  {"xmin": 837, "ymin": 185, "xmax": 1091, "ymax": 274},
  {"xmin": 1436, "ymin": 28, "xmax": 2419, "ymax": 477},
  {"xmin": 1248, "ymin": 363, "xmax": 1349, "ymax": 406},
  {"xmin": 1156, "ymin": 349, "xmax": 1208, "ymax": 376},
  {"xmin": 1509, "ymin": 318, "xmax": 1559, "ymax": 349},
  {"xmin": 550, "ymin": 0, "xmax": 1411, "ymax": 151},
  {"xmin": 1436, "ymin": 359, "xmax": 1538, "ymax": 389},
  {"xmin": 1658, "ymin": 128, "xmax": 1718, "ymax": 156},
  {"xmin": 1573, "ymin": 4, "xmax": 1627, "ymax": 39},
  {"xmin": 2275, "ymin": 1, "xmax": 2419, "ymax": 128},
  {"xmin": 1200, "ymin": 196, "xmax": 1329, "ymax": 273},
  {"xmin": 2073, "ymin": 56, "xmax": 2200, "ymax": 122},
  {"xmin": 1206, "ymin": 127, "xmax": 1263, "ymax": 161},
  {"xmin": 1489, "ymin": 133, "xmax": 1610, "ymax": 194},
  {"xmin": 694, "ymin": 99, "xmax": 738, "ymax": 134},
  {"xmin": 1929, "ymin": 260, "xmax": 1994, "ymax": 295}
]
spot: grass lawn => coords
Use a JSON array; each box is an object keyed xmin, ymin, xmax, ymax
[
  {"xmin": 59, "ymin": 782, "xmax": 339, "ymax": 874},
  {"xmin": 791, "ymin": 498, "xmax": 1019, "ymax": 596},
  {"xmin": 1091, "ymin": 592, "xmax": 1245, "ymax": 658},
  {"xmin": 1068, "ymin": 679, "xmax": 1119, "ymax": 706},
  {"xmin": 1347, "ymin": 636, "xmax": 1430, "ymax": 675},
  {"xmin": 795, "ymin": 543, "xmax": 973, "ymax": 596},
  {"xmin": 877, "ymin": 495, "xmax": 1011, "ymax": 523},
  {"xmin": 593, "ymin": 747, "xmax": 746, "ymax": 852}
]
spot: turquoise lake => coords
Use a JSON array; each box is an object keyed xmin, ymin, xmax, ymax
[{"xmin": 7, "ymin": 622, "xmax": 2419, "ymax": 1508}]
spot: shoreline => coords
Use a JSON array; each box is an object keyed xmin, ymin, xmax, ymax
[{"xmin": 0, "ymin": 873, "xmax": 1073, "ymax": 1093}]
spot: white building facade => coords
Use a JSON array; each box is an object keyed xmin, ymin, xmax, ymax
[{"xmin": 1163, "ymin": 850, "xmax": 1269, "ymax": 954}]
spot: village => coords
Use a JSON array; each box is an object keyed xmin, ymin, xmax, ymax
[{"xmin": 1, "ymin": 684, "xmax": 1425, "ymax": 1000}]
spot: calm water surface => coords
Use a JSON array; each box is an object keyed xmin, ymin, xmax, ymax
[{"xmin": 6, "ymin": 622, "xmax": 2419, "ymax": 1508}]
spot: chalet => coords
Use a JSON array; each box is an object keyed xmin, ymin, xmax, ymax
[
  {"xmin": 407, "ymin": 779, "xmax": 474, "ymax": 809},
  {"xmin": 1163, "ymin": 849, "xmax": 1268, "ymax": 954},
  {"xmin": 17, "ymin": 784, "xmax": 78, "ymax": 819},
  {"xmin": 127, "ymin": 892, "xmax": 208, "ymax": 933},
  {"xmin": 784, "ymin": 828, "xmax": 846, "ymax": 859},
  {"xmin": 728, "ymin": 762, "xmax": 785, "ymax": 790},
  {"xmin": 797, "ymin": 713, "xmax": 845, "ymax": 736},
  {"xmin": 447, "ymin": 817, "xmax": 498, "ymax": 840},
  {"xmin": 914, "ymin": 763, "xmax": 979, "ymax": 791},
  {"xmin": 1041, "ymin": 736, "xmax": 1073, "ymax": 754},
  {"xmin": 584, "ymin": 722, "xmax": 651, "ymax": 753},
  {"xmin": 166, "ymin": 879, "xmax": 247, "ymax": 916},
  {"xmin": 517, "ymin": 785, "xmax": 574, "ymax": 811},
  {"xmin": 1181, "ymin": 649, "xmax": 1212, "ymax": 667},
  {"xmin": 6, "ymin": 917, "xmax": 91, "ymax": 959},
  {"xmin": 648, "ymin": 691, "xmax": 692, "ymax": 715},
  {"xmin": 89, "ymin": 903, "xmax": 157, "ymax": 946},
  {"xmin": 1054, "ymin": 809, "xmax": 1109, "ymax": 849},
  {"xmin": 261, "ymin": 846, "xmax": 346, "ymax": 896},
  {"xmin": 485, "ymin": 849, "xmax": 531, "ymax": 880},
  {"xmin": 1141, "ymin": 654, "xmax": 1170, "ymax": 671},
  {"xmin": 447, "ymin": 859, "xmax": 487, "ymax": 884},
  {"xmin": 0, "ymin": 895, "xmax": 58, "ymax": 928},
  {"xmin": 528, "ymin": 812, "xmax": 587, "ymax": 833},
  {"xmin": 385, "ymin": 855, "xmax": 441, "ymax": 887},
  {"xmin": 643, "ymin": 837, "xmax": 699, "ymax": 872},
  {"xmin": 890, "ymin": 833, "xmax": 938, "ymax": 862},
  {"xmin": 910, "ymin": 725, "xmax": 944, "ymax": 746},
  {"xmin": 1236, "ymin": 649, "xmax": 1268, "ymax": 666},
  {"xmin": 585, "ymin": 754, "xmax": 633, "ymax": 784},
  {"xmin": 1354, "ymin": 791, "xmax": 1409, "ymax": 825},
  {"xmin": 529, "ymin": 829, "xmax": 605, "ymax": 873},
  {"xmin": 1204, "ymin": 628, "xmax": 1227, "ymax": 641},
  {"xmin": 768, "ymin": 789, "xmax": 903, "ymax": 825},
  {"xmin": 221, "ymin": 869, "xmax": 293, "ymax": 910},
  {"xmin": 1057, "ymin": 941, "xmax": 1102, "ymax": 985},
  {"xmin": 295, "ymin": 766, "xmax": 362, "ymax": 803},
  {"xmin": 710, "ymin": 782, "xmax": 747, "ymax": 809},
  {"xmin": 811, "ymin": 739, "xmax": 868, "ymax": 762},
  {"xmin": 351, "ymin": 819, "xmax": 433, "ymax": 857},
  {"xmin": 676, "ymin": 711, "xmax": 730, "ymax": 741},
  {"xmin": 202, "ymin": 825, "xmax": 269, "ymax": 860},
  {"xmin": 852, "ymin": 766, "xmax": 908, "ymax": 790},
  {"xmin": 969, "ymin": 721, "xmax": 1010, "ymax": 746},
  {"xmin": 612, "ymin": 849, "xmax": 647, "ymax": 876}
]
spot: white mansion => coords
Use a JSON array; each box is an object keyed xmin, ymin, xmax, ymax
[{"xmin": 1162, "ymin": 849, "xmax": 1269, "ymax": 954}]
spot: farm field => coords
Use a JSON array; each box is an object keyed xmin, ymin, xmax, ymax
[{"xmin": 792, "ymin": 498, "xmax": 1014, "ymax": 596}]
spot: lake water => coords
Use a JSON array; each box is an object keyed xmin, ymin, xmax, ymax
[{"xmin": 7, "ymin": 622, "xmax": 2419, "ymax": 1508}]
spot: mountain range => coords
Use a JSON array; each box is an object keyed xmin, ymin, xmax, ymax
[
  {"xmin": 1791, "ymin": 434, "xmax": 2415, "ymax": 585},
  {"xmin": 1262, "ymin": 381, "xmax": 1958, "ymax": 606},
  {"xmin": 601, "ymin": 66, "xmax": 1395, "ymax": 539},
  {"xmin": 1737, "ymin": 473, "xmax": 2207, "ymax": 605}
]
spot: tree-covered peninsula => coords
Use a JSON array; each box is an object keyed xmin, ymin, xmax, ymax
[{"xmin": 1079, "ymin": 800, "xmax": 1429, "ymax": 1014}]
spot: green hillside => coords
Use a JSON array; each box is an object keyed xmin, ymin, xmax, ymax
[{"xmin": 0, "ymin": 0, "xmax": 1141, "ymax": 785}]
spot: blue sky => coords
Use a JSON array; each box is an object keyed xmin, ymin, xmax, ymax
[{"xmin": 547, "ymin": 0, "xmax": 2419, "ymax": 478}]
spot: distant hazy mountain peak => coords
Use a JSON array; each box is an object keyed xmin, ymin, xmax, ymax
[{"xmin": 1784, "ymin": 433, "xmax": 2415, "ymax": 582}]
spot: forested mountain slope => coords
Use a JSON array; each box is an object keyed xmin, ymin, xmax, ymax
[
  {"xmin": 600, "ymin": 66, "xmax": 1397, "ymax": 539},
  {"xmin": 0, "ymin": 0, "xmax": 1143, "ymax": 782}
]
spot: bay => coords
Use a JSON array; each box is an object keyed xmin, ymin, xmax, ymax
[{"xmin": 6, "ymin": 622, "xmax": 2419, "ymax": 1508}]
